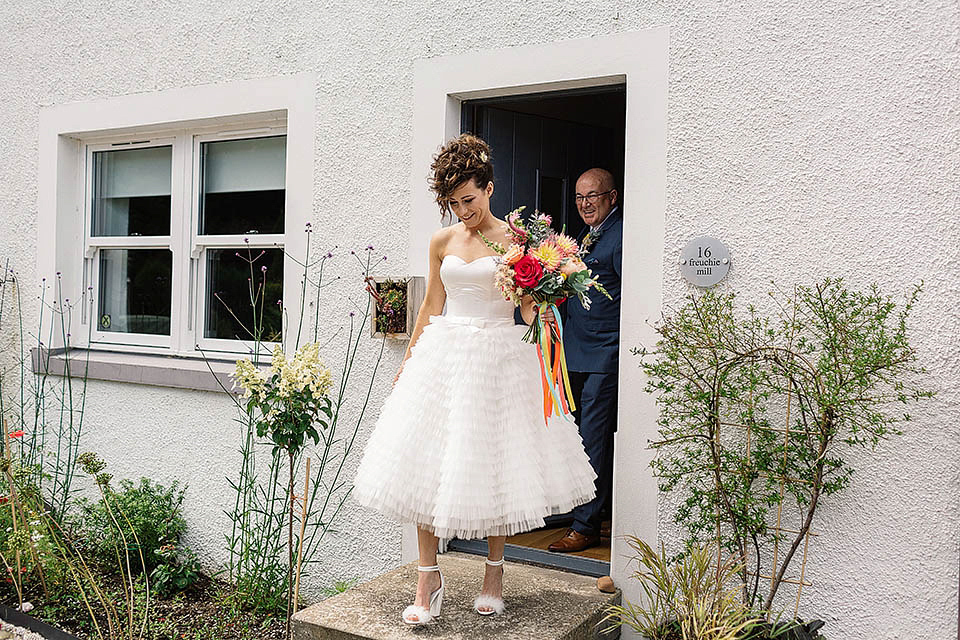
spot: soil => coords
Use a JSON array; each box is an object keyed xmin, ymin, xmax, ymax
[{"xmin": 8, "ymin": 574, "xmax": 286, "ymax": 640}]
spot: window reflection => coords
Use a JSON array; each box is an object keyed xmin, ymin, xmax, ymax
[
  {"xmin": 92, "ymin": 146, "xmax": 172, "ymax": 237},
  {"xmin": 205, "ymin": 248, "xmax": 284, "ymax": 341},
  {"xmin": 98, "ymin": 249, "xmax": 172, "ymax": 335}
]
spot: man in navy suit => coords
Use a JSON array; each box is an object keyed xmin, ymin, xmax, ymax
[{"xmin": 548, "ymin": 168, "xmax": 621, "ymax": 553}]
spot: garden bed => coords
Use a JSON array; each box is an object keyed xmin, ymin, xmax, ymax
[{"xmin": 4, "ymin": 574, "xmax": 285, "ymax": 640}]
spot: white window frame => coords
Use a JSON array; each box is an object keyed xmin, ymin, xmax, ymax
[
  {"xmin": 81, "ymin": 124, "xmax": 288, "ymax": 354},
  {"xmin": 84, "ymin": 136, "xmax": 180, "ymax": 350},
  {"xmin": 190, "ymin": 128, "xmax": 287, "ymax": 354},
  {"xmin": 38, "ymin": 73, "xmax": 316, "ymax": 361}
]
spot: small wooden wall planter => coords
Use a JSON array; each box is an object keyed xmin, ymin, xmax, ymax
[{"xmin": 368, "ymin": 276, "xmax": 425, "ymax": 340}]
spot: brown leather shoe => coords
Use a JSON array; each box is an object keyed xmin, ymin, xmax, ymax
[
  {"xmin": 600, "ymin": 520, "xmax": 611, "ymax": 539},
  {"xmin": 548, "ymin": 528, "xmax": 601, "ymax": 553}
]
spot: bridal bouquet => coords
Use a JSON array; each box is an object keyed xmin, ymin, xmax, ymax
[{"xmin": 481, "ymin": 206, "xmax": 610, "ymax": 421}]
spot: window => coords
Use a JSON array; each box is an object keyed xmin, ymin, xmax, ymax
[
  {"xmin": 37, "ymin": 74, "xmax": 314, "ymax": 387},
  {"xmin": 83, "ymin": 125, "xmax": 287, "ymax": 354}
]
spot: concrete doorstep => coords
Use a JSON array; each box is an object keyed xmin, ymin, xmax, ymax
[{"xmin": 293, "ymin": 551, "xmax": 622, "ymax": 640}]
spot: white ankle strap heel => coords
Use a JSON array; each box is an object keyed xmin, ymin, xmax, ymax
[
  {"xmin": 474, "ymin": 558, "xmax": 506, "ymax": 616},
  {"xmin": 402, "ymin": 564, "xmax": 444, "ymax": 625}
]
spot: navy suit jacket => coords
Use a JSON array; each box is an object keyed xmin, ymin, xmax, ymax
[{"xmin": 563, "ymin": 208, "xmax": 622, "ymax": 373}]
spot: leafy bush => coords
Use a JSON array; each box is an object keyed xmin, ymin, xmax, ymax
[
  {"xmin": 150, "ymin": 544, "xmax": 202, "ymax": 597},
  {"xmin": 0, "ymin": 474, "xmax": 72, "ymax": 605},
  {"xmin": 638, "ymin": 279, "xmax": 931, "ymax": 610},
  {"xmin": 73, "ymin": 477, "xmax": 187, "ymax": 572}
]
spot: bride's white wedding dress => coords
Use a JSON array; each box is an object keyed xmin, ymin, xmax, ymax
[{"xmin": 352, "ymin": 254, "xmax": 597, "ymax": 540}]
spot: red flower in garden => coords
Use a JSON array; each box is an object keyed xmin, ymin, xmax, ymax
[
  {"xmin": 8, "ymin": 430, "xmax": 23, "ymax": 438},
  {"xmin": 0, "ymin": 496, "xmax": 8, "ymax": 504},
  {"xmin": 513, "ymin": 255, "xmax": 544, "ymax": 288}
]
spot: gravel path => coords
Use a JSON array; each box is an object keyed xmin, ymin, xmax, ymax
[{"xmin": 0, "ymin": 618, "xmax": 48, "ymax": 640}]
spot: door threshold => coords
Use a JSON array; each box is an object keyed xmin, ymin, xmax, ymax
[{"xmin": 446, "ymin": 538, "xmax": 610, "ymax": 577}]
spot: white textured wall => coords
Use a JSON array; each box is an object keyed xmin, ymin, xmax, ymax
[{"xmin": 0, "ymin": 1, "xmax": 957, "ymax": 638}]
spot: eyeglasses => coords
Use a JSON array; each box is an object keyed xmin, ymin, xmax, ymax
[{"xmin": 574, "ymin": 190, "xmax": 613, "ymax": 205}]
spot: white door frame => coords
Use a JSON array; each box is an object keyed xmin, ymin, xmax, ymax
[{"xmin": 407, "ymin": 29, "xmax": 668, "ymax": 602}]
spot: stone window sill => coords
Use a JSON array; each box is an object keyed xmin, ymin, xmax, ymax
[{"xmin": 31, "ymin": 348, "xmax": 240, "ymax": 394}]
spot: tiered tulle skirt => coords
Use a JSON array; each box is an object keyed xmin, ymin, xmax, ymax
[{"xmin": 352, "ymin": 314, "xmax": 598, "ymax": 540}]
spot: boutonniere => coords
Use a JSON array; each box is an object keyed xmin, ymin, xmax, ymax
[
  {"xmin": 580, "ymin": 227, "xmax": 604, "ymax": 255},
  {"xmin": 581, "ymin": 232, "xmax": 594, "ymax": 251}
]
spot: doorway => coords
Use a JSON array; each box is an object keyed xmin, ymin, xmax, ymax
[
  {"xmin": 461, "ymin": 85, "xmax": 625, "ymax": 237},
  {"xmin": 447, "ymin": 84, "xmax": 626, "ymax": 577}
]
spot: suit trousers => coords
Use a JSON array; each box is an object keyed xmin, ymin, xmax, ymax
[{"xmin": 568, "ymin": 370, "xmax": 617, "ymax": 536}]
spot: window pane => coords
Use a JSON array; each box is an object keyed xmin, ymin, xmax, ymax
[
  {"xmin": 205, "ymin": 248, "xmax": 284, "ymax": 341},
  {"xmin": 200, "ymin": 136, "xmax": 286, "ymax": 235},
  {"xmin": 98, "ymin": 249, "xmax": 172, "ymax": 335},
  {"xmin": 92, "ymin": 146, "xmax": 172, "ymax": 237}
]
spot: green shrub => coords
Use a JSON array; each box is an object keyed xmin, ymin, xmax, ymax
[
  {"xmin": 73, "ymin": 477, "xmax": 187, "ymax": 572},
  {"xmin": 150, "ymin": 544, "xmax": 202, "ymax": 597}
]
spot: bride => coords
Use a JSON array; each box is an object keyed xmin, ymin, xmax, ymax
[{"xmin": 352, "ymin": 133, "xmax": 597, "ymax": 624}]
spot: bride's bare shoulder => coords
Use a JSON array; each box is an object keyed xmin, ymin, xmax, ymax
[
  {"xmin": 428, "ymin": 225, "xmax": 457, "ymax": 257},
  {"xmin": 431, "ymin": 225, "xmax": 460, "ymax": 244}
]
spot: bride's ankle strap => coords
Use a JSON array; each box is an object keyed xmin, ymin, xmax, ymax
[
  {"xmin": 485, "ymin": 558, "xmax": 504, "ymax": 566},
  {"xmin": 417, "ymin": 564, "xmax": 440, "ymax": 572}
]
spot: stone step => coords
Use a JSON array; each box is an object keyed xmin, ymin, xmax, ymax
[{"xmin": 292, "ymin": 551, "xmax": 622, "ymax": 640}]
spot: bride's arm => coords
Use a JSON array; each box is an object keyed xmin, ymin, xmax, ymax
[{"xmin": 395, "ymin": 229, "xmax": 448, "ymax": 382}]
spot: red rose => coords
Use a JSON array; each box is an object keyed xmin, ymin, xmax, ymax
[{"xmin": 514, "ymin": 255, "xmax": 544, "ymax": 288}]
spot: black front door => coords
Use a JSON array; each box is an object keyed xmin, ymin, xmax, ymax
[{"xmin": 462, "ymin": 86, "xmax": 625, "ymax": 241}]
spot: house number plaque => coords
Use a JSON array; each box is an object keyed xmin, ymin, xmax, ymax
[{"xmin": 679, "ymin": 237, "xmax": 730, "ymax": 287}]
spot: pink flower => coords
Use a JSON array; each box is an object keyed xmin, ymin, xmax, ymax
[
  {"xmin": 554, "ymin": 234, "xmax": 579, "ymax": 258},
  {"xmin": 506, "ymin": 211, "xmax": 529, "ymax": 244}
]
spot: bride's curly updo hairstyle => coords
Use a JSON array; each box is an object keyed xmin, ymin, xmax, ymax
[{"xmin": 429, "ymin": 134, "xmax": 494, "ymax": 214}]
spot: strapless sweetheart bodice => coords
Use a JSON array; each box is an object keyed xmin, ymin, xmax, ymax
[{"xmin": 439, "ymin": 254, "xmax": 515, "ymax": 321}]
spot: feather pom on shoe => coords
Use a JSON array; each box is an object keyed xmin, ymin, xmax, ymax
[{"xmin": 473, "ymin": 594, "xmax": 505, "ymax": 616}]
